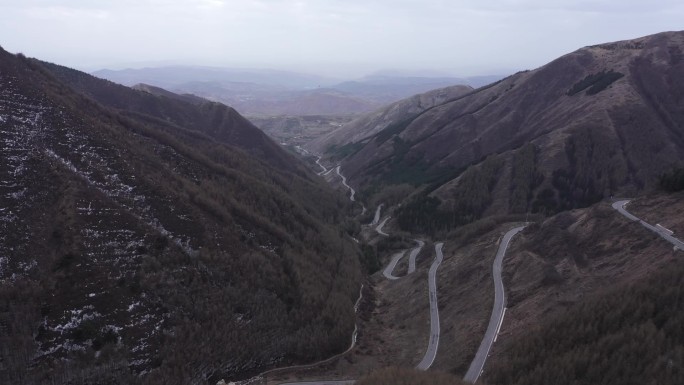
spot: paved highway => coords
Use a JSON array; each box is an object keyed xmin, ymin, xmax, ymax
[
  {"xmin": 464, "ymin": 226, "xmax": 525, "ymax": 383},
  {"xmin": 274, "ymin": 204, "xmax": 438, "ymax": 383},
  {"xmin": 315, "ymin": 156, "xmax": 328, "ymax": 175},
  {"xmin": 322, "ymin": 166, "xmax": 335, "ymax": 176},
  {"xmin": 369, "ymin": 204, "xmax": 383, "ymax": 226},
  {"xmin": 375, "ymin": 216, "xmax": 390, "ymax": 236},
  {"xmin": 382, "ymin": 250, "xmax": 407, "ymax": 280},
  {"xmin": 335, "ymin": 166, "xmax": 356, "ymax": 202},
  {"xmin": 612, "ymin": 200, "xmax": 684, "ymax": 251},
  {"xmin": 280, "ymin": 381, "xmax": 354, "ymax": 385},
  {"xmin": 274, "ymin": 240, "xmax": 442, "ymax": 384},
  {"xmin": 408, "ymin": 240, "xmax": 425, "ymax": 274},
  {"xmin": 375, "ymin": 217, "xmax": 437, "ymax": 370},
  {"xmin": 416, "ymin": 242, "xmax": 444, "ymax": 370},
  {"xmin": 382, "ymin": 239, "xmax": 425, "ymax": 279}
]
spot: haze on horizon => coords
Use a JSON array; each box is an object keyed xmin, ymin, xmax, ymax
[{"xmin": 1, "ymin": 0, "xmax": 683, "ymax": 78}]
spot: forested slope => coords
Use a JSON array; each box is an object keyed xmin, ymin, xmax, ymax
[
  {"xmin": 488, "ymin": 257, "xmax": 684, "ymax": 385},
  {"xmin": 0, "ymin": 49, "xmax": 362, "ymax": 384},
  {"xmin": 315, "ymin": 31, "xmax": 684, "ymax": 236}
]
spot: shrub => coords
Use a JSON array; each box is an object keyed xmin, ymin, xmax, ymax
[
  {"xmin": 659, "ymin": 167, "xmax": 684, "ymax": 192},
  {"xmin": 567, "ymin": 70, "xmax": 624, "ymax": 96}
]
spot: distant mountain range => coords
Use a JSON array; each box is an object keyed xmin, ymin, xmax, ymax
[
  {"xmin": 92, "ymin": 67, "xmax": 503, "ymax": 116},
  {"xmin": 312, "ymin": 31, "xmax": 684, "ymax": 232}
]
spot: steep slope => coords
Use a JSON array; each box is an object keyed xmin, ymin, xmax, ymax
[
  {"xmin": 39, "ymin": 60, "xmax": 299, "ymax": 172},
  {"xmin": 328, "ymin": 74, "xmax": 491, "ymax": 103},
  {"xmin": 306, "ymin": 84, "xmax": 473, "ymax": 155},
  {"xmin": 0, "ymin": 50, "xmax": 362, "ymax": 384},
  {"xmin": 131, "ymin": 83, "xmax": 207, "ymax": 105},
  {"xmin": 485, "ymin": 193, "xmax": 684, "ymax": 385},
  {"xmin": 320, "ymin": 31, "xmax": 684, "ymax": 232}
]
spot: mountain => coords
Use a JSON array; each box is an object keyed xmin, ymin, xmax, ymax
[
  {"xmin": 41, "ymin": 61, "xmax": 299, "ymax": 172},
  {"xmin": 316, "ymin": 31, "xmax": 684, "ymax": 233},
  {"xmin": 224, "ymin": 88, "xmax": 379, "ymax": 116},
  {"xmin": 131, "ymin": 83, "xmax": 207, "ymax": 105},
  {"xmin": 330, "ymin": 74, "xmax": 500, "ymax": 103},
  {"xmin": 486, "ymin": 193, "xmax": 684, "ymax": 385},
  {"xmin": 306, "ymin": 84, "xmax": 474, "ymax": 155},
  {"xmin": 92, "ymin": 66, "xmax": 494, "ymax": 117},
  {"xmin": 92, "ymin": 66, "xmax": 338, "ymax": 89},
  {"xmin": 0, "ymin": 49, "xmax": 362, "ymax": 384}
]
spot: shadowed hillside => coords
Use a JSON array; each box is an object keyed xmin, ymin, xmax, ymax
[
  {"xmin": 39, "ymin": 60, "xmax": 299, "ymax": 172},
  {"xmin": 0, "ymin": 49, "xmax": 363, "ymax": 384}
]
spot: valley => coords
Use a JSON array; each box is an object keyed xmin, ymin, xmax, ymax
[
  {"xmin": 251, "ymin": 31, "xmax": 684, "ymax": 385},
  {"xmin": 259, "ymin": 174, "xmax": 684, "ymax": 385},
  {"xmin": 2, "ymin": 29, "xmax": 684, "ymax": 385}
]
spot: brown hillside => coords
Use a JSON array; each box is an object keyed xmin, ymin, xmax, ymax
[
  {"xmin": 486, "ymin": 194, "xmax": 684, "ymax": 385},
  {"xmin": 40, "ymin": 60, "xmax": 300, "ymax": 172},
  {"xmin": 306, "ymin": 84, "xmax": 473, "ymax": 156},
  {"xmin": 318, "ymin": 31, "xmax": 684, "ymax": 232}
]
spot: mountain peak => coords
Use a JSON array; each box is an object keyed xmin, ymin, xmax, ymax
[{"xmin": 315, "ymin": 30, "xmax": 684, "ymax": 231}]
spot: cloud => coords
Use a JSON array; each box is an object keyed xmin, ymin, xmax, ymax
[
  {"xmin": 1, "ymin": 0, "xmax": 682, "ymax": 76},
  {"xmin": 25, "ymin": 5, "xmax": 109, "ymax": 20}
]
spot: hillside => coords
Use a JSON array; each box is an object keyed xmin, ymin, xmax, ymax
[
  {"xmin": 486, "ymin": 193, "xmax": 684, "ymax": 385},
  {"xmin": 0, "ymin": 49, "xmax": 362, "ymax": 384},
  {"xmin": 306, "ymin": 84, "xmax": 473, "ymax": 156},
  {"xmin": 131, "ymin": 83, "xmax": 207, "ymax": 105},
  {"xmin": 314, "ymin": 31, "xmax": 684, "ymax": 233},
  {"xmin": 39, "ymin": 60, "xmax": 299, "ymax": 172},
  {"xmin": 249, "ymin": 115, "xmax": 354, "ymax": 148}
]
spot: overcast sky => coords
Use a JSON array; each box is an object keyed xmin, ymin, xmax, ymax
[{"xmin": 1, "ymin": 0, "xmax": 682, "ymax": 78}]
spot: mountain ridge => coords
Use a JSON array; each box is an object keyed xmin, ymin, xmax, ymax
[
  {"xmin": 315, "ymin": 30, "xmax": 684, "ymax": 233},
  {"xmin": 93, "ymin": 67, "xmax": 496, "ymax": 117},
  {"xmin": 38, "ymin": 60, "xmax": 301, "ymax": 172}
]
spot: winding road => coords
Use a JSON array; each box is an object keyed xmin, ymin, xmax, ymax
[
  {"xmin": 369, "ymin": 204, "xmax": 383, "ymax": 226},
  {"xmin": 315, "ymin": 156, "xmax": 328, "ymax": 175},
  {"xmin": 375, "ymin": 216, "xmax": 391, "ymax": 236},
  {"xmin": 408, "ymin": 240, "xmax": 425, "ymax": 274},
  {"xmin": 247, "ymin": 163, "xmax": 366, "ymax": 385},
  {"xmin": 382, "ymin": 239, "xmax": 425, "ymax": 279},
  {"xmin": 280, "ymin": 382, "xmax": 354, "ymax": 385},
  {"xmin": 416, "ymin": 242, "xmax": 444, "ymax": 370},
  {"xmin": 323, "ymin": 167, "xmax": 335, "ymax": 176},
  {"xmin": 370, "ymin": 208, "xmax": 440, "ymax": 369},
  {"xmin": 335, "ymin": 166, "xmax": 356, "ymax": 202},
  {"xmin": 463, "ymin": 226, "xmax": 525, "ymax": 383},
  {"xmin": 274, "ymin": 169, "xmax": 444, "ymax": 384},
  {"xmin": 612, "ymin": 200, "xmax": 684, "ymax": 250},
  {"xmin": 254, "ymin": 191, "xmax": 679, "ymax": 385},
  {"xmin": 382, "ymin": 250, "xmax": 407, "ymax": 280},
  {"xmin": 373, "ymin": 212, "xmax": 440, "ymax": 370}
]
